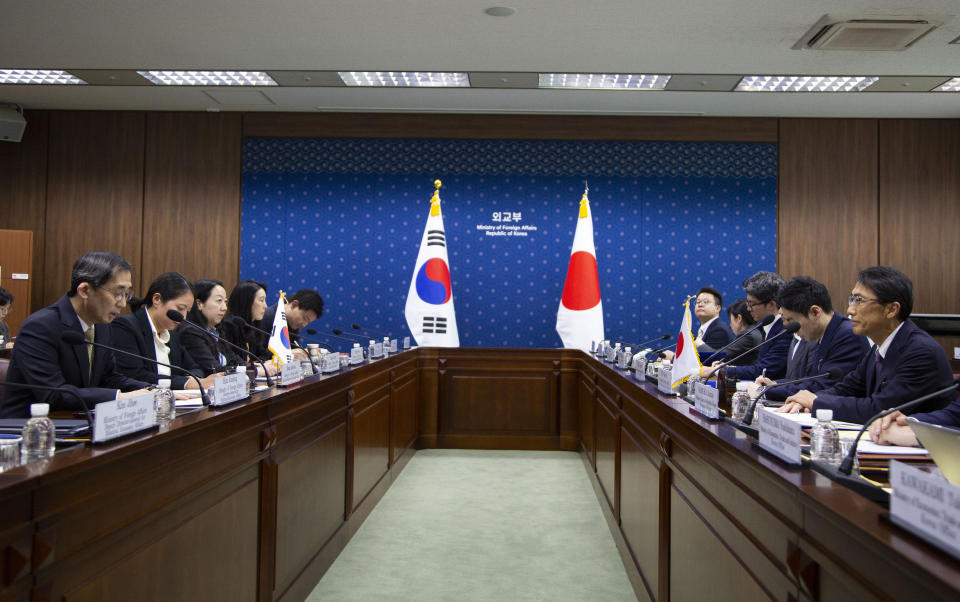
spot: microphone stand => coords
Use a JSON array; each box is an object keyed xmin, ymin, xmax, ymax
[
  {"xmin": 167, "ymin": 312, "xmax": 274, "ymax": 387},
  {"xmin": 352, "ymin": 323, "xmax": 390, "ymax": 339},
  {"xmin": 0, "ymin": 381, "xmax": 94, "ymax": 440}
]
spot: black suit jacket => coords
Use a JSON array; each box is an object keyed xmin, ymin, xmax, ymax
[
  {"xmin": 178, "ymin": 322, "xmax": 241, "ymax": 376},
  {"xmin": 220, "ymin": 315, "xmax": 268, "ymax": 362},
  {"xmin": 697, "ymin": 318, "xmax": 734, "ymax": 352},
  {"xmin": 813, "ymin": 320, "xmax": 954, "ymax": 423},
  {"xmin": 726, "ymin": 318, "xmax": 791, "ymax": 381},
  {"xmin": 723, "ymin": 328, "xmax": 764, "ymax": 366},
  {"xmin": 0, "ymin": 295, "xmax": 147, "ymax": 418},
  {"xmin": 110, "ymin": 308, "xmax": 204, "ymax": 389},
  {"xmin": 255, "ymin": 304, "xmax": 301, "ymax": 360}
]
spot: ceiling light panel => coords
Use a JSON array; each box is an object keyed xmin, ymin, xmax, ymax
[
  {"xmin": 736, "ymin": 75, "xmax": 878, "ymax": 92},
  {"xmin": 539, "ymin": 73, "xmax": 670, "ymax": 90},
  {"xmin": 338, "ymin": 72, "xmax": 470, "ymax": 87},
  {"xmin": 0, "ymin": 69, "xmax": 86, "ymax": 84},
  {"xmin": 137, "ymin": 70, "xmax": 278, "ymax": 86},
  {"xmin": 933, "ymin": 77, "xmax": 960, "ymax": 92}
]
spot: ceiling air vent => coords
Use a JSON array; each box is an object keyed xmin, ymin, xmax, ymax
[{"xmin": 802, "ymin": 19, "xmax": 937, "ymax": 51}]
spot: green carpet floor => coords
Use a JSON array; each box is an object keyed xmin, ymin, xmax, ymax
[{"xmin": 308, "ymin": 449, "xmax": 637, "ymax": 601}]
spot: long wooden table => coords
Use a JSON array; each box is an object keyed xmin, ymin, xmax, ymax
[{"xmin": 0, "ymin": 348, "xmax": 957, "ymax": 601}]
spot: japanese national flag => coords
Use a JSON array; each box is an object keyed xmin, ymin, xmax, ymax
[
  {"xmin": 671, "ymin": 300, "xmax": 703, "ymax": 387},
  {"xmin": 556, "ymin": 191, "xmax": 604, "ymax": 352},
  {"xmin": 268, "ymin": 292, "xmax": 295, "ymax": 366}
]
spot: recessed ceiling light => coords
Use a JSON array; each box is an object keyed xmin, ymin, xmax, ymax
[
  {"xmin": 337, "ymin": 72, "xmax": 470, "ymax": 87},
  {"xmin": 0, "ymin": 69, "xmax": 85, "ymax": 84},
  {"xmin": 735, "ymin": 75, "xmax": 878, "ymax": 92},
  {"xmin": 485, "ymin": 7, "xmax": 516, "ymax": 17},
  {"xmin": 137, "ymin": 70, "xmax": 278, "ymax": 86},
  {"xmin": 538, "ymin": 73, "xmax": 671, "ymax": 90},
  {"xmin": 932, "ymin": 77, "xmax": 960, "ymax": 91}
]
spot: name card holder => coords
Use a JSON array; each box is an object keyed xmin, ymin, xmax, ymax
[
  {"xmin": 402, "ymin": 336, "xmax": 411, "ymax": 349},
  {"xmin": 757, "ymin": 407, "xmax": 802, "ymax": 465},
  {"xmin": 321, "ymin": 353, "xmax": 341, "ymax": 373},
  {"xmin": 211, "ymin": 373, "xmax": 248, "ymax": 406},
  {"xmin": 93, "ymin": 393, "xmax": 156, "ymax": 444},
  {"xmin": 658, "ymin": 365, "xmax": 677, "ymax": 395},
  {"xmin": 349, "ymin": 346, "xmax": 364, "ymax": 365},
  {"xmin": 390, "ymin": 338, "xmax": 399, "ymax": 353},
  {"xmin": 605, "ymin": 347, "xmax": 617, "ymax": 363},
  {"xmin": 279, "ymin": 362, "xmax": 304, "ymax": 387},
  {"xmin": 890, "ymin": 461, "xmax": 960, "ymax": 561},
  {"xmin": 616, "ymin": 351, "xmax": 630, "ymax": 370},
  {"xmin": 693, "ymin": 382, "xmax": 721, "ymax": 420},
  {"xmin": 372, "ymin": 342, "xmax": 384, "ymax": 358},
  {"xmin": 634, "ymin": 357, "xmax": 648, "ymax": 381}
]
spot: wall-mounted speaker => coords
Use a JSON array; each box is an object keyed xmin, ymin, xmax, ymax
[{"xmin": 0, "ymin": 106, "xmax": 27, "ymax": 142}]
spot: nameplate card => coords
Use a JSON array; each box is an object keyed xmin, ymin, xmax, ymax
[
  {"xmin": 321, "ymin": 353, "xmax": 341, "ymax": 373},
  {"xmin": 757, "ymin": 408, "xmax": 802, "ymax": 465},
  {"xmin": 279, "ymin": 362, "xmax": 303, "ymax": 386},
  {"xmin": 93, "ymin": 393, "xmax": 156, "ymax": 443},
  {"xmin": 658, "ymin": 365, "xmax": 677, "ymax": 395},
  {"xmin": 633, "ymin": 357, "xmax": 648, "ymax": 381},
  {"xmin": 617, "ymin": 351, "xmax": 630, "ymax": 370},
  {"xmin": 211, "ymin": 373, "xmax": 247, "ymax": 406},
  {"xmin": 349, "ymin": 346, "xmax": 364, "ymax": 365},
  {"xmin": 694, "ymin": 382, "xmax": 720, "ymax": 419},
  {"xmin": 390, "ymin": 339, "xmax": 399, "ymax": 353},
  {"xmin": 372, "ymin": 342, "xmax": 384, "ymax": 358},
  {"xmin": 890, "ymin": 461, "xmax": 960, "ymax": 560}
]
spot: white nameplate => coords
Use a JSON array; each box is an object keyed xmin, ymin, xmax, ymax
[
  {"xmin": 757, "ymin": 408, "xmax": 802, "ymax": 465},
  {"xmin": 211, "ymin": 372, "xmax": 247, "ymax": 406},
  {"xmin": 349, "ymin": 346, "xmax": 364, "ymax": 365},
  {"xmin": 372, "ymin": 342, "xmax": 384, "ymax": 358},
  {"xmin": 658, "ymin": 366, "xmax": 676, "ymax": 394},
  {"xmin": 694, "ymin": 382, "xmax": 720, "ymax": 419},
  {"xmin": 321, "ymin": 353, "xmax": 341, "ymax": 373},
  {"xmin": 890, "ymin": 461, "xmax": 960, "ymax": 560},
  {"xmin": 12, "ymin": 273, "xmax": 29, "ymax": 280},
  {"xmin": 402, "ymin": 336, "xmax": 411, "ymax": 349},
  {"xmin": 280, "ymin": 362, "xmax": 303, "ymax": 386},
  {"xmin": 616, "ymin": 351, "xmax": 630, "ymax": 370},
  {"xmin": 93, "ymin": 393, "xmax": 156, "ymax": 443},
  {"xmin": 390, "ymin": 338, "xmax": 399, "ymax": 353}
]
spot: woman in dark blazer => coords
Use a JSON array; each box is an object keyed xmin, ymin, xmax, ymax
[
  {"xmin": 221, "ymin": 279, "xmax": 278, "ymax": 376},
  {"xmin": 179, "ymin": 279, "xmax": 241, "ymax": 376},
  {"xmin": 723, "ymin": 298, "xmax": 764, "ymax": 366},
  {"xmin": 111, "ymin": 272, "xmax": 219, "ymax": 390}
]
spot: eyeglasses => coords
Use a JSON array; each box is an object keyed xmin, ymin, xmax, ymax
[
  {"xmin": 847, "ymin": 294, "xmax": 882, "ymax": 307},
  {"xmin": 746, "ymin": 299, "xmax": 770, "ymax": 309},
  {"xmin": 96, "ymin": 286, "xmax": 135, "ymax": 303},
  {"xmin": 694, "ymin": 298, "xmax": 715, "ymax": 306}
]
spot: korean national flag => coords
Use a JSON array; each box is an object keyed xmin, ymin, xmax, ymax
[{"xmin": 404, "ymin": 182, "xmax": 460, "ymax": 347}]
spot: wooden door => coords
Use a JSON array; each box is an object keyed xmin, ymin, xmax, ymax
[{"xmin": 0, "ymin": 228, "xmax": 34, "ymax": 339}]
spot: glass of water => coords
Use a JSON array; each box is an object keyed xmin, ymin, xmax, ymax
[
  {"xmin": 0, "ymin": 435, "xmax": 21, "ymax": 471},
  {"xmin": 154, "ymin": 388, "xmax": 175, "ymax": 424}
]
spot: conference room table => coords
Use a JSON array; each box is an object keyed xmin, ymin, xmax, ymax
[{"xmin": 0, "ymin": 347, "xmax": 957, "ymax": 601}]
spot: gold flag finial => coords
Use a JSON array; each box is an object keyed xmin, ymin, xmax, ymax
[
  {"xmin": 430, "ymin": 179, "xmax": 442, "ymax": 216},
  {"xmin": 579, "ymin": 181, "xmax": 589, "ymax": 218}
]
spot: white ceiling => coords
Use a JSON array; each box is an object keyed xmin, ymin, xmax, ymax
[{"xmin": 2, "ymin": 0, "xmax": 959, "ymax": 117}]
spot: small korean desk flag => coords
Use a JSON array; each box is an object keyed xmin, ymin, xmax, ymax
[
  {"xmin": 672, "ymin": 299, "xmax": 703, "ymax": 387},
  {"xmin": 556, "ymin": 188, "xmax": 604, "ymax": 352},
  {"xmin": 268, "ymin": 291, "xmax": 295, "ymax": 366},
  {"xmin": 404, "ymin": 180, "xmax": 460, "ymax": 347}
]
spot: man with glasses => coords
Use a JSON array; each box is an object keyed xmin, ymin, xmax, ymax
[
  {"xmin": 779, "ymin": 266, "xmax": 954, "ymax": 423},
  {"xmin": 0, "ymin": 251, "xmax": 150, "ymax": 418},
  {"xmin": 716, "ymin": 271, "xmax": 791, "ymax": 381}
]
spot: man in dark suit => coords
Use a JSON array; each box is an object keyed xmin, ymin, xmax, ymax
[
  {"xmin": 693, "ymin": 286, "xmax": 734, "ymax": 352},
  {"xmin": 757, "ymin": 277, "xmax": 870, "ymax": 401},
  {"xmin": 780, "ymin": 266, "xmax": 954, "ymax": 423},
  {"xmin": 253, "ymin": 288, "xmax": 324, "ymax": 360},
  {"xmin": 0, "ymin": 252, "xmax": 150, "ymax": 418},
  {"xmin": 722, "ymin": 271, "xmax": 791, "ymax": 381}
]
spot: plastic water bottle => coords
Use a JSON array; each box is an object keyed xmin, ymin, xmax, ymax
[
  {"xmin": 810, "ymin": 409, "xmax": 842, "ymax": 464},
  {"xmin": 730, "ymin": 382, "xmax": 752, "ymax": 422},
  {"xmin": 22, "ymin": 403, "xmax": 55, "ymax": 462},
  {"xmin": 367, "ymin": 340, "xmax": 376, "ymax": 361},
  {"xmin": 383, "ymin": 337, "xmax": 391, "ymax": 356}
]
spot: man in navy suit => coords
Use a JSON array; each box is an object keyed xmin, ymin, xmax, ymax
[
  {"xmin": 756, "ymin": 277, "xmax": 870, "ymax": 401},
  {"xmin": 720, "ymin": 271, "xmax": 791, "ymax": 381},
  {"xmin": 693, "ymin": 286, "xmax": 734, "ymax": 352},
  {"xmin": 780, "ymin": 266, "xmax": 954, "ymax": 423},
  {"xmin": 0, "ymin": 252, "xmax": 150, "ymax": 418}
]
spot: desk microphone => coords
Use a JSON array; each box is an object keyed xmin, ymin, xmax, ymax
[
  {"xmin": 649, "ymin": 342, "xmax": 677, "ymax": 359},
  {"xmin": 305, "ymin": 328, "xmax": 366, "ymax": 348},
  {"xmin": 704, "ymin": 314, "xmax": 775, "ymax": 358},
  {"xmin": 332, "ymin": 328, "xmax": 374, "ymax": 343},
  {"xmin": 626, "ymin": 334, "xmax": 670, "ymax": 349},
  {"xmin": 0, "ymin": 380, "xmax": 94, "ymax": 437},
  {"xmin": 741, "ymin": 368, "xmax": 843, "ymax": 426},
  {"xmin": 837, "ymin": 381, "xmax": 960, "ymax": 475},
  {"xmin": 169, "ymin": 311, "xmax": 274, "ymax": 387},
  {"xmin": 352, "ymin": 323, "xmax": 390, "ymax": 339},
  {"xmin": 703, "ymin": 320, "xmax": 800, "ymax": 380},
  {"xmin": 62, "ymin": 330, "xmax": 211, "ymax": 407}
]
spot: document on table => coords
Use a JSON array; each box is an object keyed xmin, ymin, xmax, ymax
[{"xmin": 774, "ymin": 412, "xmax": 862, "ymax": 430}]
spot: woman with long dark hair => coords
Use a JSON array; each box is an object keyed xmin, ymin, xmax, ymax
[
  {"xmin": 179, "ymin": 279, "xmax": 241, "ymax": 376},
  {"xmin": 111, "ymin": 272, "xmax": 221, "ymax": 389},
  {"xmin": 222, "ymin": 279, "xmax": 278, "ymax": 375}
]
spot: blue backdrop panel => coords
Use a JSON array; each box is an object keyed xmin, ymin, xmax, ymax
[{"xmin": 241, "ymin": 138, "xmax": 776, "ymax": 350}]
